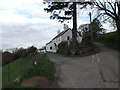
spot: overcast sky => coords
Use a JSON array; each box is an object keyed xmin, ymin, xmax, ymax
[{"xmin": 0, "ymin": 0, "xmax": 114, "ymax": 51}]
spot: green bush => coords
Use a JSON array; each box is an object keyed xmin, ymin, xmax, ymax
[
  {"xmin": 27, "ymin": 46, "xmax": 37, "ymax": 54},
  {"xmin": 12, "ymin": 46, "xmax": 37, "ymax": 59},
  {"xmin": 2, "ymin": 52, "xmax": 13, "ymax": 65},
  {"xmin": 81, "ymin": 33, "xmax": 91, "ymax": 47},
  {"xmin": 57, "ymin": 41, "xmax": 71, "ymax": 55}
]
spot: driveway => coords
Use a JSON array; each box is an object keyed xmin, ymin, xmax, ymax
[{"xmin": 47, "ymin": 42, "xmax": 118, "ymax": 88}]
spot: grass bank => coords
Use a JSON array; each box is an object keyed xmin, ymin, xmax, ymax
[
  {"xmin": 2, "ymin": 54, "xmax": 56, "ymax": 88},
  {"xmin": 21, "ymin": 54, "xmax": 55, "ymax": 81},
  {"xmin": 2, "ymin": 58, "xmax": 30, "ymax": 87},
  {"xmin": 95, "ymin": 31, "xmax": 119, "ymax": 51}
]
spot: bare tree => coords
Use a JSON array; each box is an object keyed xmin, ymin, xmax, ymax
[{"xmin": 92, "ymin": 1, "xmax": 120, "ymax": 34}]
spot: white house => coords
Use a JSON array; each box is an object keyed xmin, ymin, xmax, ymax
[{"xmin": 46, "ymin": 24, "xmax": 82, "ymax": 53}]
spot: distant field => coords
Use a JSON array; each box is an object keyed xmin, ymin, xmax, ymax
[{"xmin": 95, "ymin": 31, "xmax": 119, "ymax": 50}]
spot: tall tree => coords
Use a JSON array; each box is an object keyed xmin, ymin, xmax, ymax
[
  {"xmin": 90, "ymin": 18, "xmax": 104, "ymax": 37},
  {"xmin": 72, "ymin": 2, "xmax": 78, "ymax": 53}
]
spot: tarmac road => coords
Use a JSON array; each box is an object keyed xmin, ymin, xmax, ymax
[{"xmin": 47, "ymin": 42, "xmax": 118, "ymax": 88}]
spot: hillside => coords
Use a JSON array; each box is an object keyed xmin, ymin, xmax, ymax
[{"xmin": 95, "ymin": 31, "xmax": 119, "ymax": 50}]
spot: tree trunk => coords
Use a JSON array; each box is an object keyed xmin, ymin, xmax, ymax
[
  {"xmin": 116, "ymin": 18, "xmax": 120, "ymax": 36},
  {"xmin": 72, "ymin": 2, "xmax": 78, "ymax": 55}
]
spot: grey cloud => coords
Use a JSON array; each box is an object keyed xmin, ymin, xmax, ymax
[{"xmin": 2, "ymin": 20, "xmax": 63, "ymax": 50}]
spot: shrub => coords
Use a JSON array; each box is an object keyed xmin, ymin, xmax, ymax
[
  {"xmin": 57, "ymin": 41, "xmax": 71, "ymax": 55},
  {"xmin": 12, "ymin": 46, "xmax": 37, "ymax": 60},
  {"xmin": 57, "ymin": 34, "xmax": 93, "ymax": 55},
  {"xmin": 12, "ymin": 48, "xmax": 28, "ymax": 60},
  {"xmin": 2, "ymin": 51, "xmax": 13, "ymax": 65},
  {"xmin": 81, "ymin": 33, "xmax": 91, "ymax": 47},
  {"xmin": 27, "ymin": 46, "xmax": 37, "ymax": 54},
  {"xmin": 2, "ymin": 46, "xmax": 38, "ymax": 66}
]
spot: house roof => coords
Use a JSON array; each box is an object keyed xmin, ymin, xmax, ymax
[
  {"xmin": 52, "ymin": 28, "xmax": 71, "ymax": 41},
  {"xmin": 46, "ymin": 28, "xmax": 70, "ymax": 45},
  {"xmin": 46, "ymin": 28, "xmax": 82, "ymax": 45}
]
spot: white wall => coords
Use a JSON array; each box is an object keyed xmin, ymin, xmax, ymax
[
  {"xmin": 61, "ymin": 30, "xmax": 72, "ymax": 42},
  {"xmin": 46, "ymin": 41, "xmax": 57, "ymax": 53},
  {"xmin": 46, "ymin": 36, "xmax": 62, "ymax": 53},
  {"xmin": 61, "ymin": 30, "xmax": 82, "ymax": 43}
]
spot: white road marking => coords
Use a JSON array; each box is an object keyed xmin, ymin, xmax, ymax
[
  {"xmin": 92, "ymin": 55, "xmax": 95, "ymax": 63},
  {"xmin": 92, "ymin": 54, "xmax": 101, "ymax": 64},
  {"xmin": 96, "ymin": 54, "xmax": 101, "ymax": 63},
  {"xmin": 92, "ymin": 55, "xmax": 95, "ymax": 59}
]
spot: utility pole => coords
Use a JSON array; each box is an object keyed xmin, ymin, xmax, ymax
[{"xmin": 89, "ymin": 12, "xmax": 93, "ymax": 48}]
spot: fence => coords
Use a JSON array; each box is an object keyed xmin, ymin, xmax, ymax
[{"xmin": 2, "ymin": 53, "xmax": 38, "ymax": 88}]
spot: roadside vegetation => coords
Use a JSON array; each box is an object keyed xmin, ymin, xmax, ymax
[
  {"xmin": 95, "ymin": 31, "xmax": 119, "ymax": 51},
  {"xmin": 56, "ymin": 32, "xmax": 100, "ymax": 57},
  {"xmin": 2, "ymin": 46, "xmax": 37, "ymax": 66},
  {"xmin": 56, "ymin": 18, "xmax": 102, "ymax": 57},
  {"xmin": 2, "ymin": 46, "xmax": 56, "ymax": 88}
]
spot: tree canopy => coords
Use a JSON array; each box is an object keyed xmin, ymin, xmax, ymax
[{"xmin": 90, "ymin": 18, "xmax": 105, "ymax": 37}]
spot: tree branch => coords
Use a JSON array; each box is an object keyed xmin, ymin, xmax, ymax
[
  {"xmin": 95, "ymin": 2, "xmax": 116, "ymax": 20},
  {"xmin": 108, "ymin": 2, "xmax": 116, "ymax": 13}
]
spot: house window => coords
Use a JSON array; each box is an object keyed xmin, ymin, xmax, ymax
[
  {"xmin": 67, "ymin": 36, "xmax": 70, "ymax": 40},
  {"xmin": 50, "ymin": 47, "xmax": 52, "ymax": 50}
]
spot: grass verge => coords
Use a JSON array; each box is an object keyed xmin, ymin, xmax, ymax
[
  {"xmin": 2, "ymin": 57, "xmax": 32, "ymax": 87},
  {"xmin": 21, "ymin": 54, "xmax": 55, "ymax": 81},
  {"xmin": 2, "ymin": 54, "xmax": 56, "ymax": 88},
  {"xmin": 95, "ymin": 31, "xmax": 119, "ymax": 51}
]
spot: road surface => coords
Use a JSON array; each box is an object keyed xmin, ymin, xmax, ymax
[{"xmin": 47, "ymin": 42, "xmax": 118, "ymax": 88}]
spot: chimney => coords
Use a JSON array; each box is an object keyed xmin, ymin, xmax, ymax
[
  {"xmin": 64, "ymin": 24, "xmax": 69, "ymax": 31},
  {"xmin": 57, "ymin": 30, "xmax": 61, "ymax": 35}
]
